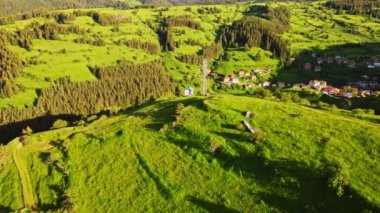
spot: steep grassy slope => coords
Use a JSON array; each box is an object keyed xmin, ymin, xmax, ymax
[{"xmin": 1, "ymin": 95, "xmax": 379, "ymax": 212}]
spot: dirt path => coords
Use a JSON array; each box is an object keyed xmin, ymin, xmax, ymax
[{"xmin": 10, "ymin": 142, "xmax": 37, "ymax": 210}]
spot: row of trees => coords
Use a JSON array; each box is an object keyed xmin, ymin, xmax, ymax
[
  {"xmin": 91, "ymin": 12, "xmax": 132, "ymax": 26},
  {"xmin": 12, "ymin": 22, "xmax": 85, "ymax": 50},
  {"xmin": 0, "ymin": 0, "xmax": 133, "ymax": 17},
  {"xmin": 163, "ymin": 15, "xmax": 201, "ymax": 30},
  {"xmin": 115, "ymin": 38, "xmax": 161, "ymax": 55},
  {"xmin": 0, "ymin": 60, "xmax": 174, "ymax": 126},
  {"xmin": 158, "ymin": 15, "xmax": 202, "ymax": 51},
  {"xmin": 326, "ymin": 0, "xmax": 380, "ymax": 17},
  {"xmin": 0, "ymin": 43, "xmax": 23, "ymax": 97},
  {"xmin": 177, "ymin": 43, "xmax": 224, "ymax": 65}
]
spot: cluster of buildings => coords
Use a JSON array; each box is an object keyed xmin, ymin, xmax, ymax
[
  {"xmin": 222, "ymin": 69, "xmax": 270, "ymax": 85},
  {"xmin": 303, "ymin": 55, "xmax": 358, "ymax": 72},
  {"xmin": 308, "ymin": 80, "xmax": 379, "ymax": 98}
]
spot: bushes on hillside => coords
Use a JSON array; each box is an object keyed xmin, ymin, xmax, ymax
[
  {"xmin": 325, "ymin": 160, "xmax": 350, "ymax": 197},
  {"xmin": 164, "ymin": 15, "xmax": 201, "ymax": 30},
  {"xmin": 0, "ymin": 43, "xmax": 23, "ymax": 97},
  {"xmin": 326, "ymin": 0, "xmax": 380, "ymax": 17},
  {"xmin": 91, "ymin": 12, "xmax": 132, "ymax": 26},
  {"xmin": 116, "ymin": 39, "xmax": 161, "ymax": 55}
]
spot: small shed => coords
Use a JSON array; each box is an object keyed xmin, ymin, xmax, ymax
[
  {"xmin": 303, "ymin": 63, "xmax": 312, "ymax": 71},
  {"xmin": 314, "ymin": 66, "xmax": 322, "ymax": 72},
  {"xmin": 184, "ymin": 87, "xmax": 194, "ymax": 97}
]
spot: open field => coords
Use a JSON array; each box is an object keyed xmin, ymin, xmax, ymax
[{"xmin": 0, "ymin": 95, "xmax": 379, "ymax": 211}]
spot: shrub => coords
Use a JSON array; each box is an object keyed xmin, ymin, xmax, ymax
[
  {"xmin": 326, "ymin": 160, "xmax": 350, "ymax": 197},
  {"xmin": 236, "ymin": 122, "xmax": 246, "ymax": 131},
  {"xmin": 22, "ymin": 126, "xmax": 33, "ymax": 135},
  {"xmin": 251, "ymin": 129, "xmax": 265, "ymax": 144},
  {"xmin": 51, "ymin": 119, "xmax": 69, "ymax": 129},
  {"xmin": 209, "ymin": 138, "xmax": 222, "ymax": 155},
  {"xmin": 352, "ymin": 108, "xmax": 365, "ymax": 114}
]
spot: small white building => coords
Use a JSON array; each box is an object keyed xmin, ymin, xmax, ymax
[
  {"xmin": 262, "ymin": 81, "xmax": 271, "ymax": 87},
  {"xmin": 277, "ymin": 81, "xmax": 285, "ymax": 88},
  {"xmin": 184, "ymin": 87, "xmax": 194, "ymax": 97},
  {"xmin": 368, "ymin": 64, "xmax": 376, "ymax": 69},
  {"xmin": 374, "ymin": 62, "xmax": 380, "ymax": 67},
  {"xmin": 341, "ymin": 92, "xmax": 353, "ymax": 98}
]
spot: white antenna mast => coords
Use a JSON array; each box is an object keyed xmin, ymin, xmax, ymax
[{"xmin": 202, "ymin": 59, "xmax": 208, "ymax": 96}]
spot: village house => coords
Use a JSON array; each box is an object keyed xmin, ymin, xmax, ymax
[
  {"xmin": 250, "ymin": 75, "xmax": 257, "ymax": 81},
  {"xmin": 360, "ymin": 90, "xmax": 371, "ymax": 97},
  {"xmin": 244, "ymin": 84, "xmax": 255, "ymax": 89},
  {"xmin": 343, "ymin": 58, "xmax": 349, "ymax": 64},
  {"xmin": 335, "ymin": 56, "xmax": 343, "ymax": 64},
  {"xmin": 223, "ymin": 75, "xmax": 239, "ymax": 84},
  {"xmin": 309, "ymin": 80, "xmax": 327, "ymax": 89},
  {"xmin": 277, "ymin": 81, "xmax": 285, "ymax": 88},
  {"xmin": 357, "ymin": 81, "xmax": 369, "ymax": 88},
  {"xmin": 321, "ymin": 86, "xmax": 340, "ymax": 95},
  {"xmin": 347, "ymin": 60, "xmax": 356, "ymax": 68},
  {"xmin": 314, "ymin": 66, "xmax": 322, "ymax": 72},
  {"xmin": 341, "ymin": 92, "xmax": 353, "ymax": 98},
  {"xmin": 237, "ymin": 71, "xmax": 251, "ymax": 78},
  {"xmin": 374, "ymin": 62, "xmax": 380, "ymax": 67},
  {"xmin": 326, "ymin": 57, "xmax": 334, "ymax": 64},
  {"xmin": 262, "ymin": 81, "xmax": 271, "ymax": 87},
  {"xmin": 184, "ymin": 86, "xmax": 194, "ymax": 97},
  {"xmin": 369, "ymin": 81, "xmax": 379, "ymax": 89},
  {"xmin": 253, "ymin": 68, "xmax": 270, "ymax": 74},
  {"xmin": 368, "ymin": 64, "xmax": 376, "ymax": 69},
  {"xmin": 361, "ymin": 75, "xmax": 370, "ymax": 80},
  {"xmin": 317, "ymin": 58, "xmax": 324, "ymax": 65},
  {"xmin": 303, "ymin": 63, "xmax": 312, "ymax": 71}
]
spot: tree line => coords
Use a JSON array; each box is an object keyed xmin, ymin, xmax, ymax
[
  {"xmin": 163, "ymin": 15, "xmax": 201, "ymax": 30},
  {"xmin": 0, "ymin": 43, "xmax": 23, "ymax": 97},
  {"xmin": 177, "ymin": 43, "xmax": 224, "ymax": 65},
  {"xmin": 218, "ymin": 5, "xmax": 291, "ymax": 59},
  {"xmin": 326, "ymin": 0, "xmax": 380, "ymax": 17},
  {"xmin": 0, "ymin": 0, "xmax": 132, "ymax": 17},
  {"xmin": 115, "ymin": 38, "xmax": 161, "ymax": 55},
  {"xmin": 0, "ymin": 60, "xmax": 174, "ymax": 126}
]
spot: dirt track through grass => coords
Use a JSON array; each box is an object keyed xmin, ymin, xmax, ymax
[{"xmin": 10, "ymin": 141, "xmax": 37, "ymax": 210}]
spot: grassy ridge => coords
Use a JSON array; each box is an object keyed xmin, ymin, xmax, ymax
[{"xmin": 1, "ymin": 95, "xmax": 379, "ymax": 211}]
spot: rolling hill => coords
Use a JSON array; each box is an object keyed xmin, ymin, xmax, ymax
[
  {"xmin": 0, "ymin": 1, "xmax": 379, "ymax": 212},
  {"xmin": 1, "ymin": 95, "xmax": 379, "ymax": 211}
]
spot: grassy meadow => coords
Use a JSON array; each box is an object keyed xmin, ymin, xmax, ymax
[
  {"xmin": 1, "ymin": 2, "xmax": 380, "ymax": 108},
  {"xmin": 1, "ymin": 95, "xmax": 379, "ymax": 211}
]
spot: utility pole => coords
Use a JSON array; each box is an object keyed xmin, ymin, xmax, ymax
[{"xmin": 202, "ymin": 59, "xmax": 208, "ymax": 96}]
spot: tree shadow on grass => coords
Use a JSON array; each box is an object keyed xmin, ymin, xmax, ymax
[
  {"xmin": 0, "ymin": 205, "xmax": 12, "ymax": 212},
  {"xmin": 218, "ymin": 151, "xmax": 380, "ymax": 212},
  {"xmin": 212, "ymin": 131, "xmax": 251, "ymax": 143},
  {"xmin": 125, "ymin": 97, "xmax": 206, "ymax": 131},
  {"xmin": 134, "ymin": 149, "xmax": 174, "ymax": 199},
  {"xmin": 188, "ymin": 196, "xmax": 239, "ymax": 213}
]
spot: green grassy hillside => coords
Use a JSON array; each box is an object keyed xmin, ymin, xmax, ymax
[
  {"xmin": 1, "ymin": 95, "xmax": 379, "ymax": 212},
  {"xmin": 1, "ymin": 2, "xmax": 379, "ymax": 108}
]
